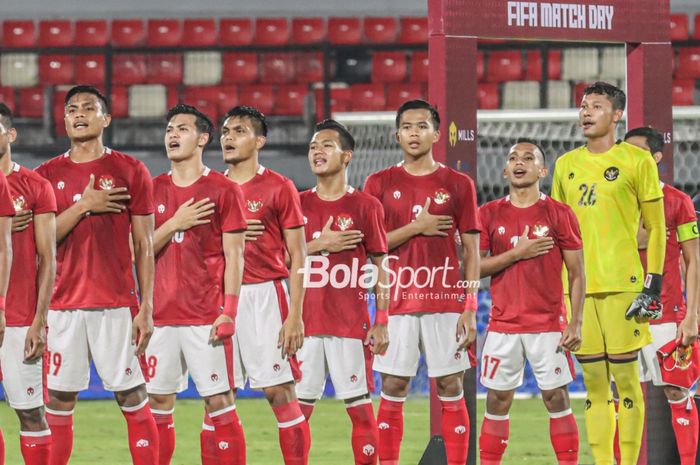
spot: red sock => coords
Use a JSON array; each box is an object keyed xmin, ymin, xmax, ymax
[
  {"xmin": 376, "ymin": 394, "xmax": 405, "ymax": 465},
  {"xmin": 210, "ymin": 406, "xmax": 246, "ymax": 465},
  {"xmin": 0, "ymin": 428, "xmax": 4, "ymax": 465},
  {"xmin": 121, "ymin": 400, "xmax": 159, "ymax": 465},
  {"xmin": 670, "ymin": 396, "xmax": 699, "ymax": 465},
  {"xmin": 152, "ymin": 409, "xmax": 175, "ymax": 465},
  {"xmin": 440, "ymin": 394, "xmax": 469, "ymax": 465},
  {"xmin": 272, "ymin": 400, "xmax": 310, "ymax": 465},
  {"xmin": 20, "ymin": 430, "xmax": 52, "ymax": 465},
  {"xmin": 46, "ymin": 409, "xmax": 73, "ymax": 465},
  {"xmin": 549, "ymin": 409, "xmax": 579, "ymax": 465},
  {"xmin": 479, "ymin": 414, "xmax": 509, "ymax": 465},
  {"xmin": 299, "ymin": 401, "xmax": 315, "ymax": 421},
  {"xmin": 613, "ymin": 398, "xmax": 621, "ymax": 465},
  {"xmin": 200, "ymin": 414, "xmax": 220, "ymax": 465},
  {"xmin": 346, "ymin": 399, "xmax": 378, "ymax": 465}
]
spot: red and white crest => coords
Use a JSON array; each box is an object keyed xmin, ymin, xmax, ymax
[
  {"xmin": 433, "ymin": 188, "xmax": 451, "ymax": 205},
  {"xmin": 532, "ymin": 224, "xmax": 550, "ymax": 238},
  {"xmin": 350, "ymin": 374, "xmax": 358, "ymax": 383},
  {"xmin": 26, "ymin": 387, "xmax": 34, "ymax": 396},
  {"xmin": 336, "ymin": 214, "xmax": 354, "ymax": 231},
  {"xmin": 210, "ymin": 373, "xmax": 219, "ymax": 382},
  {"xmin": 247, "ymin": 199, "xmax": 263, "ymax": 213},
  {"xmin": 98, "ymin": 175, "xmax": 115, "ymax": 191},
  {"xmin": 12, "ymin": 195, "xmax": 26, "ymax": 212}
]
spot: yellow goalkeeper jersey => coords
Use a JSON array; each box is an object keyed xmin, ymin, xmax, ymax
[{"xmin": 551, "ymin": 140, "xmax": 663, "ymax": 294}]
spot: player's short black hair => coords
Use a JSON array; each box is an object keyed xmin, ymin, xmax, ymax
[
  {"xmin": 314, "ymin": 119, "xmax": 355, "ymax": 151},
  {"xmin": 166, "ymin": 104, "xmax": 214, "ymax": 146},
  {"xmin": 0, "ymin": 102, "xmax": 13, "ymax": 130},
  {"xmin": 624, "ymin": 126, "xmax": 664, "ymax": 155},
  {"xmin": 582, "ymin": 81, "xmax": 626, "ymax": 111},
  {"xmin": 64, "ymin": 85, "xmax": 110, "ymax": 114},
  {"xmin": 513, "ymin": 137, "xmax": 546, "ymax": 164},
  {"xmin": 395, "ymin": 99, "xmax": 441, "ymax": 131},
  {"xmin": 222, "ymin": 105, "xmax": 268, "ymax": 137}
]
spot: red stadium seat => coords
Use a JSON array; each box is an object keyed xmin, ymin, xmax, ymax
[
  {"xmin": 222, "ymin": 53, "xmax": 258, "ymax": 84},
  {"xmin": 260, "ymin": 53, "xmax": 296, "ymax": 84},
  {"xmin": 478, "ymin": 83, "xmax": 500, "ymax": 109},
  {"xmin": 315, "ymin": 87, "xmax": 351, "ymax": 118},
  {"xmin": 296, "ymin": 52, "xmax": 325, "ymax": 83},
  {"xmin": 74, "ymin": 54, "xmax": 105, "ymax": 86},
  {"xmin": 670, "ymin": 14, "xmax": 689, "ymax": 42},
  {"xmin": 695, "ymin": 15, "xmax": 700, "ymax": 40},
  {"xmin": 218, "ymin": 85, "xmax": 239, "ymax": 116},
  {"xmin": 38, "ymin": 20, "xmax": 74, "ymax": 47},
  {"xmin": 371, "ymin": 52, "xmax": 408, "ymax": 83},
  {"xmin": 147, "ymin": 19, "xmax": 182, "ymax": 47},
  {"xmin": 350, "ymin": 84, "xmax": 386, "ymax": 111},
  {"xmin": 74, "ymin": 20, "xmax": 108, "ymax": 47},
  {"xmin": 183, "ymin": 85, "xmax": 221, "ymax": 121},
  {"xmin": 238, "ymin": 85, "xmax": 275, "ymax": 115},
  {"xmin": 410, "ymin": 51, "xmax": 429, "ymax": 83},
  {"xmin": 111, "ymin": 20, "xmax": 145, "ymax": 47},
  {"xmin": 524, "ymin": 50, "xmax": 562, "ymax": 81},
  {"xmin": 276, "ymin": 85, "xmax": 308, "ymax": 116},
  {"xmin": 364, "ymin": 17, "xmax": 398, "ymax": 43},
  {"xmin": 676, "ymin": 48, "xmax": 700, "ymax": 79},
  {"xmin": 166, "ymin": 85, "xmax": 179, "ymax": 110},
  {"xmin": 219, "ymin": 18, "xmax": 253, "ymax": 46},
  {"xmin": 39, "ymin": 54, "xmax": 74, "ymax": 85},
  {"xmin": 572, "ymin": 82, "xmax": 592, "ymax": 106},
  {"xmin": 182, "ymin": 19, "xmax": 217, "ymax": 46},
  {"xmin": 328, "ymin": 18, "xmax": 361, "ymax": 45},
  {"xmin": 386, "ymin": 83, "xmax": 426, "ymax": 109},
  {"xmin": 292, "ymin": 18, "xmax": 325, "ymax": 44},
  {"xmin": 399, "ymin": 17, "xmax": 428, "ymax": 44},
  {"xmin": 18, "ymin": 87, "xmax": 44, "ymax": 118},
  {"xmin": 254, "ymin": 18, "xmax": 290, "ymax": 46},
  {"xmin": 0, "ymin": 88, "xmax": 16, "ymax": 113},
  {"xmin": 487, "ymin": 51, "xmax": 523, "ymax": 82},
  {"xmin": 110, "ymin": 86, "xmax": 128, "ymax": 118},
  {"xmin": 2, "ymin": 21, "xmax": 36, "ymax": 48},
  {"xmin": 112, "ymin": 54, "xmax": 147, "ymax": 85},
  {"xmin": 672, "ymin": 80, "xmax": 696, "ymax": 106},
  {"xmin": 147, "ymin": 53, "xmax": 182, "ymax": 84}
]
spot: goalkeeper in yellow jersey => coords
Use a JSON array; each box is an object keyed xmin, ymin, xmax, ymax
[{"xmin": 551, "ymin": 82, "xmax": 666, "ymax": 465}]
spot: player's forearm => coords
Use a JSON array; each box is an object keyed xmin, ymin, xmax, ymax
[
  {"xmin": 0, "ymin": 218, "xmax": 12, "ymax": 298},
  {"xmin": 370, "ymin": 254, "xmax": 389, "ymax": 312},
  {"xmin": 641, "ymin": 199, "xmax": 666, "ymax": 275},
  {"xmin": 132, "ymin": 216, "xmax": 155, "ymax": 310},
  {"xmin": 287, "ymin": 250, "xmax": 306, "ymax": 320},
  {"xmin": 306, "ymin": 238, "xmax": 326, "ymax": 255},
  {"xmin": 462, "ymin": 233, "xmax": 480, "ymax": 293},
  {"xmin": 223, "ymin": 232, "xmax": 244, "ymax": 297},
  {"xmin": 153, "ymin": 218, "xmax": 178, "ymax": 255},
  {"xmin": 33, "ymin": 215, "xmax": 56, "ymax": 327},
  {"xmin": 387, "ymin": 222, "xmax": 419, "ymax": 251},
  {"xmin": 480, "ymin": 249, "xmax": 519, "ymax": 278},
  {"xmin": 682, "ymin": 241, "xmax": 700, "ymax": 323},
  {"xmin": 563, "ymin": 249, "xmax": 585, "ymax": 325},
  {"xmin": 55, "ymin": 202, "xmax": 88, "ymax": 243}
]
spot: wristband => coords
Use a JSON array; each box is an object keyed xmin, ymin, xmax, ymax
[
  {"xmin": 463, "ymin": 293, "xmax": 477, "ymax": 312},
  {"xmin": 375, "ymin": 310, "xmax": 388, "ymax": 326},
  {"xmin": 216, "ymin": 322, "xmax": 235, "ymax": 339},
  {"xmin": 223, "ymin": 294, "xmax": 239, "ymax": 319},
  {"xmin": 643, "ymin": 273, "xmax": 663, "ymax": 295},
  {"xmin": 0, "ymin": 295, "xmax": 5, "ymax": 311}
]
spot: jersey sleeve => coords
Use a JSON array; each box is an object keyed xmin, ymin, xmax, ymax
[
  {"xmin": 128, "ymin": 161, "xmax": 155, "ymax": 215},
  {"xmin": 550, "ymin": 158, "xmax": 564, "ymax": 203},
  {"xmin": 478, "ymin": 205, "xmax": 491, "ymax": 251},
  {"xmin": 556, "ymin": 204, "xmax": 583, "ymax": 250},
  {"xmin": 635, "ymin": 155, "xmax": 664, "ymax": 203},
  {"xmin": 362, "ymin": 173, "xmax": 381, "ymax": 200},
  {"xmin": 0, "ymin": 173, "xmax": 15, "ymax": 217},
  {"xmin": 455, "ymin": 175, "xmax": 481, "ymax": 233},
  {"xmin": 33, "ymin": 177, "xmax": 58, "ymax": 214},
  {"xmin": 363, "ymin": 197, "xmax": 388, "ymax": 255},
  {"xmin": 677, "ymin": 193, "xmax": 699, "ymax": 243},
  {"xmin": 275, "ymin": 179, "xmax": 305, "ymax": 229},
  {"xmin": 220, "ymin": 182, "xmax": 248, "ymax": 233}
]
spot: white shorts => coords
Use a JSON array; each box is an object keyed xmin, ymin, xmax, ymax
[
  {"xmin": 0, "ymin": 326, "xmax": 46, "ymax": 410},
  {"xmin": 480, "ymin": 331, "xmax": 575, "ymax": 391},
  {"xmin": 146, "ymin": 325, "xmax": 235, "ymax": 397},
  {"xmin": 47, "ymin": 308, "xmax": 145, "ymax": 392},
  {"xmin": 295, "ymin": 336, "xmax": 372, "ymax": 400},
  {"xmin": 373, "ymin": 313, "xmax": 471, "ymax": 378},
  {"xmin": 233, "ymin": 281, "xmax": 297, "ymax": 389},
  {"xmin": 639, "ymin": 322, "xmax": 677, "ymax": 386}
]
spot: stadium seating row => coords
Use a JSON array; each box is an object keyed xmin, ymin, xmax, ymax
[
  {"xmin": 0, "ymin": 17, "xmax": 427, "ymax": 48},
  {"xmin": 671, "ymin": 13, "xmax": 700, "ymax": 41}
]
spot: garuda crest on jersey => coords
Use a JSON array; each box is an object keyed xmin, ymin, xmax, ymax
[
  {"xmin": 247, "ymin": 199, "xmax": 263, "ymax": 213},
  {"xmin": 433, "ymin": 188, "xmax": 451, "ymax": 205},
  {"xmin": 532, "ymin": 225, "xmax": 550, "ymax": 237},
  {"xmin": 12, "ymin": 195, "xmax": 26, "ymax": 212},
  {"xmin": 336, "ymin": 214, "xmax": 354, "ymax": 231},
  {"xmin": 98, "ymin": 175, "xmax": 115, "ymax": 190}
]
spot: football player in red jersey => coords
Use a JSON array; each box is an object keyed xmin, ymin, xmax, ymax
[
  {"xmin": 217, "ymin": 106, "xmax": 309, "ymax": 465},
  {"xmin": 363, "ymin": 100, "xmax": 480, "ymax": 465},
  {"xmin": 296, "ymin": 119, "xmax": 389, "ymax": 464},
  {"xmin": 626, "ymin": 127, "xmax": 699, "ymax": 465},
  {"xmin": 147, "ymin": 104, "xmax": 248, "ymax": 465},
  {"xmin": 477, "ymin": 139, "xmax": 584, "ymax": 465},
  {"xmin": 35, "ymin": 85, "xmax": 158, "ymax": 465}
]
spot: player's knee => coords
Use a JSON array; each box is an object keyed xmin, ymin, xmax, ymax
[
  {"xmin": 485, "ymin": 389, "xmax": 514, "ymax": 415},
  {"xmin": 380, "ymin": 374, "xmax": 410, "ymax": 397},
  {"xmin": 264, "ymin": 382, "xmax": 297, "ymax": 406},
  {"xmin": 204, "ymin": 391, "xmax": 235, "ymax": 412},
  {"xmin": 16, "ymin": 407, "xmax": 48, "ymax": 431},
  {"xmin": 344, "ymin": 394, "xmax": 369, "ymax": 405},
  {"xmin": 149, "ymin": 393, "xmax": 176, "ymax": 411},
  {"xmin": 663, "ymin": 385, "xmax": 687, "ymax": 402},
  {"xmin": 47, "ymin": 389, "xmax": 78, "ymax": 410},
  {"xmin": 541, "ymin": 387, "xmax": 570, "ymax": 412},
  {"xmin": 435, "ymin": 373, "xmax": 463, "ymax": 397},
  {"xmin": 115, "ymin": 383, "xmax": 148, "ymax": 407}
]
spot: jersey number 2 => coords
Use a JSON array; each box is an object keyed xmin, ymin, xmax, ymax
[{"xmin": 578, "ymin": 183, "xmax": 597, "ymax": 206}]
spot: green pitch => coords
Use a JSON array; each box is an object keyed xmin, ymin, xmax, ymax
[{"xmin": 0, "ymin": 397, "xmax": 591, "ymax": 464}]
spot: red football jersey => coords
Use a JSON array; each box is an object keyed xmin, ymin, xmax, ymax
[
  {"xmin": 6, "ymin": 163, "xmax": 57, "ymax": 326},
  {"xmin": 35, "ymin": 148, "xmax": 154, "ymax": 310},
  {"xmin": 0, "ymin": 171, "xmax": 15, "ymax": 217},
  {"xmin": 153, "ymin": 168, "xmax": 247, "ymax": 326},
  {"xmin": 640, "ymin": 183, "xmax": 697, "ymax": 325},
  {"xmin": 363, "ymin": 163, "xmax": 481, "ymax": 315},
  {"xmin": 300, "ymin": 187, "xmax": 388, "ymax": 340},
  {"xmin": 480, "ymin": 194, "xmax": 583, "ymax": 333},
  {"xmin": 226, "ymin": 165, "xmax": 305, "ymax": 284}
]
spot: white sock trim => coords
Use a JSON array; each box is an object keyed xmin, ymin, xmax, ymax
[
  {"xmin": 201, "ymin": 423, "xmax": 216, "ymax": 432},
  {"xmin": 278, "ymin": 415, "xmax": 306, "ymax": 429},
  {"xmin": 298, "ymin": 400, "xmax": 316, "ymax": 407},
  {"xmin": 438, "ymin": 393, "xmax": 464, "ymax": 402},
  {"xmin": 484, "ymin": 412, "xmax": 509, "ymax": 421},
  {"xmin": 120, "ymin": 398, "xmax": 149, "ymax": 413},
  {"xmin": 548, "ymin": 409, "xmax": 573, "ymax": 419},
  {"xmin": 346, "ymin": 398, "xmax": 372, "ymax": 409},
  {"xmin": 151, "ymin": 408, "xmax": 174, "ymax": 416},
  {"xmin": 45, "ymin": 407, "xmax": 74, "ymax": 416},
  {"xmin": 209, "ymin": 405, "xmax": 237, "ymax": 418},
  {"xmin": 20, "ymin": 430, "xmax": 52, "ymax": 438},
  {"xmin": 380, "ymin": 393, "xmax": 407, "ymax": 403},
  {"xmin": 668, "ymin": 395, "xmax": 690, "ymax": 405}
]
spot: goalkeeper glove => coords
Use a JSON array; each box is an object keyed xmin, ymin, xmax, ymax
[{"xmin": 625, "ymin": 273, "xmax": 663, "ymax": 321}]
